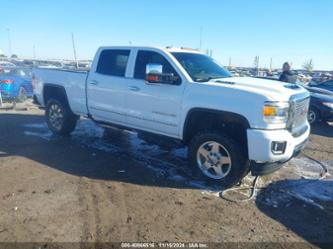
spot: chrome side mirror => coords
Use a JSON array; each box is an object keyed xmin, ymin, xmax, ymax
[
  {"xmin": 146, "ymin": 63, "xmax": 163, "ymax": 75},
  {"xmin": 145, "ymin": 63, "xmax": 164, "ymax": 84},
  {"xmin": 145, "ymin": 63, "xmax": 180, "ymax": 85}
]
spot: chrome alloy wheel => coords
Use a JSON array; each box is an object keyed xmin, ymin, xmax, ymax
[
  {"xmin": 48, "ymin": 103, "xmax": 64, "ymax": 131},
  {"xmin": 196, "ymin": 141, "xmax": 232, "ymax": 180},
  {"xmin": 307, "ymin": 110, "xmax": 316, "ymax": 124}
]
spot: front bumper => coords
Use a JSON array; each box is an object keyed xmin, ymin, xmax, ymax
[
  {"xmin": 251, "ymin": 138, "xmax": 308, "ymax": 175},
  {"xmin": 247, "ymin": 123, "xmax": 310, "ymax": 175}
]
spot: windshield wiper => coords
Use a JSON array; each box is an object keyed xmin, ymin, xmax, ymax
[
  {"xmin": 195, "ymin": 76, "xmax": 227, "ymax": 82},
  {"xmin": 195, "ymin": 78, "xmax": 209, "ymax": 82}
]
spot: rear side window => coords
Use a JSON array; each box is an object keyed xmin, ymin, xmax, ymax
[
  {"xmin": 96, "ymin": 49, "xmax": 130, "ymax": 77},
  {"xmin": 134, "ymin": 50, "xmax": 181, "ymax": 84}
]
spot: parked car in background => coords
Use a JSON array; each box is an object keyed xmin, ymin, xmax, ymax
[
  {"xmin": 309, "ymin": 80, "xmax": 333, "ymax": 93},
  {"xmin": 304, "ymin": 86, "xmax": 333, "ymax": 124},
  {"xmin": 0, "ymin": 61, "xmax": 16, "ymax": 69},
  {"xmin": 311, "ymin": 72, "xmax": 322, "ymax": 83},
  {"xmin": 0, "ymin": 67, "xmax": 33, "ymax": 102}
]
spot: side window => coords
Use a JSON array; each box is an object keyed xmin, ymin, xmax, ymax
[
  {"xmin": 134, "ymin": 50, "xmax": 181, "ymax": 84},
  {"xmin": 96, "ymin": 49, "xmax": 130, "ymax": 77}
]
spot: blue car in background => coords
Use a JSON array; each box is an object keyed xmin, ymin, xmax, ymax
[{"xmin": 0, "ymin": 67, "xmax": 33, "ymax": 102}]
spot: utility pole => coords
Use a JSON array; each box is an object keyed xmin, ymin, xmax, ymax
[
  {"xmin": 257, "ymin": 56, "xmax": 260, "ymax": 76},
  {"xmin": 71, "ymin": 32, "xmax": 78, "ymax": 68},
  {"xmin": 6, "ymin": 28, "xmax": 12, "ymax": 57},
  {"xmin": 254, "ymin": 56, "xmax": 259, "ymax": 76},
  {"xmin": 33, "ymin": 45, "xmax": 36, "ymax": 59},
  {"xmin": 229, "ymin": 57, "xmax": 232, "ymax": 68},
  {"xmin": 269, "ymin": 58, "xmax": 273, "ymax": 73},
  {"xmin": 199, "ymin": 26, "xmax": 203, "ymax": 51}
]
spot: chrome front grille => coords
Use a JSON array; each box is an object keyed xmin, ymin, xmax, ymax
[{"xmin": 289, "ymin": 95, "xmax": 310, "ymax": 135}]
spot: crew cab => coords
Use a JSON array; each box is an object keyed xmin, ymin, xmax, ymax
[{"xmin": 33, "ymin": 46, "xmax": 310, "ymax": 186}]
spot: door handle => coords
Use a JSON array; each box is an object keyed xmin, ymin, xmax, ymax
[
  {"xmin": 128, "ymin": 86, "xmax": 140, "ymax": 91},
  {"xmin": 88, "ymin": 80, "xmax": 99, "ymax": 85}
]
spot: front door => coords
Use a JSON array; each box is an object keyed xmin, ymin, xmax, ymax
[{"xmin": 124, "ymin": 50, "xmax": 185, "ymax": 138}]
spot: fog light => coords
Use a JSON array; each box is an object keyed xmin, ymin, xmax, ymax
[{"xmin": 271, "ymin": 141, "xmax": 287, "ymax": 155}]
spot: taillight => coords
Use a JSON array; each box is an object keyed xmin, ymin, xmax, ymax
[{"xmin": 0, "ymin": 79, "xmax": 14, "ymax": 84}]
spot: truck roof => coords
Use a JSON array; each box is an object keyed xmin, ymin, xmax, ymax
[{"xmin": 97, "ymin": 46, "xmax": 202, "ymax": 54}]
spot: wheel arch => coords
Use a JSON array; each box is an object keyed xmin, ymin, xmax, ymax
[
  {"xmin": 182, "ymin": 108, "xmax": 251, "ymax": 155},
  {"xmin": 43, "ymin": 84, "xmax": 74, "ymax": 114}
]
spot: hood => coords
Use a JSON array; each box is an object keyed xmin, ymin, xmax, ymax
[{"xmin": 205, "ymin": 77, "xmax": 308, "ymax": 101}]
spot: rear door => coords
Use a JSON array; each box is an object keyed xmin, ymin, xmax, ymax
[
  {"xmin": 123, "ymin": 49, "xmax": 185, "ymax": 138},
  {"xmin": 87, "ymin": 49, "xmax": 131, "ymax": 124}
]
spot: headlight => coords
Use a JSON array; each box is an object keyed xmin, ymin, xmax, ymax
[
  {"xmin": 263, "ymin": 102, "xmax": 290, "ymax": 123},
  {"xmin": 322, "ymin": 102, "xmax": 333, "ymax": 109}
]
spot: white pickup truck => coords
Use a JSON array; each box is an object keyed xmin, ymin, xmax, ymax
[{"xmin": 33, "ymin": 46, "xmax": 310, "ymax": 186}]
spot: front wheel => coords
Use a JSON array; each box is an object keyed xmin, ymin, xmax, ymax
[
  {"xmin": 188, "ymin": 131, "xmax": 250, "ymax": 187},
  {"xmin": 46, "ymin": 98, "xmax": 78, "ymax": 136},
  {"xmin": 307, "ymin": 108, "xmax": 319, "ymax": 124}
]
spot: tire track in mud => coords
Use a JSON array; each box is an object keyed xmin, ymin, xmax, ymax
[
  {"xmin": 77, "ymin": 177, "xmax": 102, "ymax": 244},
  {"xmin": 94, "ymin": 182, "xmax": 130, "ymax": 242},
  {"xmin": 77, "ymin": 177, "xmax": 130, "ymax": 243},
  {"xmin": 90, "ymin": 182, "xmax": 103, "ymax": 243},
  {"xmin": 113, "ymin": 183, "xmax": 129, "ymax": 242}
]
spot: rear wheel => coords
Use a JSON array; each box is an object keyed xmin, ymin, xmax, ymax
[
  {"xmin": 46, "ymin": 98, "xmax": 78, "ymax": 136},
  {"xmin": 188, "ymin": 131, "xmax": 250, "ymax": 187}
]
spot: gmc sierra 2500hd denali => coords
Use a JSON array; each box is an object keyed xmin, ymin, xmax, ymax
[{"xmin": 33, "ymin": 46, "xmax": 310, "ymax": 186}]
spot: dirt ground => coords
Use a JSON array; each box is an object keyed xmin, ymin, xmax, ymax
[{"xmin": 0, "ymin": 100, "xmax": 332, "ymax": 248}]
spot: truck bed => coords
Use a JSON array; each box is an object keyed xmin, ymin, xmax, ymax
[{"xmin": 33, "ymin": 68, "xmax": 89, "ymax": 115}]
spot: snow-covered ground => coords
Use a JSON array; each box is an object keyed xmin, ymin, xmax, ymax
[{"xmin": 23, "ymin": 119, "xmax": 333, "ymax": 209}]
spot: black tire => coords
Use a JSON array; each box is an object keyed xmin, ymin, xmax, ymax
[
  {"xmin": 46, "ymin": 98, "xmax": 78, "ymax": 136},
  {"xmin": 188, "ymin": 131, "xmax": 250, "ymax": 187},
  {"xmin": 17, "ymin": 87, "xmax": 27, "ymax": 103},
  {"xmin": 307, "ymin": 108, "xmax": 319, "ymax": 125}
]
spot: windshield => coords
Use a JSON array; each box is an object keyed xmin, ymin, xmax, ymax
[{"xmin": 171, "ymin": 52, "xmax": 232, "ymax": 82}]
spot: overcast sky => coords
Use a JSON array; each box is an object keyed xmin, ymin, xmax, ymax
[{"xmin": 0, "ymin": 0, "xmax": 332, "ymax": 70}]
